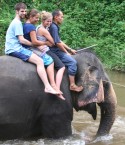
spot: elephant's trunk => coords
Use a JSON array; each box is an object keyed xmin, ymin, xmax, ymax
[
  {"xmin": 96, "ymin": 83, "xmax": 117, "ymax": 136},
  {"xmin": 96, "ymin": 102, "xmax": 116, "ymax": 136}
]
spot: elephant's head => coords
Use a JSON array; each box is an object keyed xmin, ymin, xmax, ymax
[
  {"xmin": 72, "ymin": 66, "xmax": 104, "ymax": 118},
  {"xmin": 71, "ymin": 62, "xmax": 117, "ymax": 137}
]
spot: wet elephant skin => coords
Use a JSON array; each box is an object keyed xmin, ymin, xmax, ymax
[{"xmin": 0, "ymin": 51, "xmax": 117, "ymax": 140}]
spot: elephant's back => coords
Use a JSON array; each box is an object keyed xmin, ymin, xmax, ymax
[
  {"xmin": 0, "ymin": 55, "xmax": 36, "ymax": 78},
  {"xmin": 0, "ymin": 55, "xmax": 43, "ymax": 97}
]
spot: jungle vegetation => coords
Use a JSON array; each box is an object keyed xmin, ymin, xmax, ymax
[{"xmin": 0, "ymin": 0, "xmax": 125, "ymax": 71}]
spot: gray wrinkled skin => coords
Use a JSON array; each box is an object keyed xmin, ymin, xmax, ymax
[{"xmin": 0, "ymin": 51, "xmax": 117, "ymax": 140}]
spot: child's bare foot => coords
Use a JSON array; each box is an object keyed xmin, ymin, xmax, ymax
[
  {"xmin": 45, "ymin": 87, "xmax": 58, "ymax": 95},
  {"xmin": 57, "ymin": 94, "xmax": 65, "ymax": 100},
  {"xmin": 51, "ymin": 85, "xmax": 63, "ymax": 94},
  {"xmin": 70, "ymin": 84, "xmax": 83, "ymax": 92}
]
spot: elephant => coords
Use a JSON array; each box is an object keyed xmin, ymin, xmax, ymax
[{"xmin": 0, "ymin": 49, "xmax": 117, "ymax": 140}]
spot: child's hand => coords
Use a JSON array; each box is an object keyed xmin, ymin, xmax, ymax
[{"xmin": 38, "ymin": 45, "xmax": 47, "ymax": 51}]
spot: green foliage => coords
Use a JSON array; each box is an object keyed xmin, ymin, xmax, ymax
[
  {"xmin": 1, "ymin": 0, "xmax": 125, "ymax": 71},
  {"xmin": 0, "ymin": 0, "xmax": 35, "ymax": 55},
  {"xmin": 0, "ymin": 2, "xmax": 13, "ymax": 55}
]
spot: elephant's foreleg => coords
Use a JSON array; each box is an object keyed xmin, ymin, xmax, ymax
[{"xmin": 41, "ymin": 114, "xmax": 72, "ymax": 138}]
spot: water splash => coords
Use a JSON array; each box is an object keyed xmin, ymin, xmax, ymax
[
  {"xmin": 0, "ymin": 114, "xmax": 125, "ymax": 145},
  {"xmin": 92, "ymin": 134, "xmax": 113, "ymax": 143},
  {"xmin": 63, "ymin": 138, "xmax": 85, "ymax": 145}
]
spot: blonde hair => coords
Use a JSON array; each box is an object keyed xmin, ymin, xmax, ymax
[{"xmin": 40, "ymin": 11, "xmax": 53, "ymax": 21}]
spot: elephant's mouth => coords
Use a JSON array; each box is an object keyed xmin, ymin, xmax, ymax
[{"xmin": 78, "ymin": 79, "xmax": 104, "ymax": 107}]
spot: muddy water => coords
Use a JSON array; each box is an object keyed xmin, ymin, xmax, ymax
[{"xmin": 0, "ymin": 70, "xmax": 125, "ymax": 145}]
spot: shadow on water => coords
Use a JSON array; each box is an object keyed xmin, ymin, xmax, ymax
[{"xmin": 0, "ymin": 70, "xmax": 125, "ymax": 145}]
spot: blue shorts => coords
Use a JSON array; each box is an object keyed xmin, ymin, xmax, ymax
[
  {"xmin": 9, "ymin": 47, "xmax": 32, "ymax": 61},
  {"xmin": 30, "ymin": 48, "xmax": 53, "ymax": 66},
  {"xmin": 9, "ymin": 47, "xmax": 53, "ymax": 66},
  {"xmin": 41, "ymin": 53, "xmax": 53, "ymax": 66}
]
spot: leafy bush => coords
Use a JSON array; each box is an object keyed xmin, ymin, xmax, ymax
[{"xmin": 1, "ymin": 0, "xmax": 125, "ymax": 71}]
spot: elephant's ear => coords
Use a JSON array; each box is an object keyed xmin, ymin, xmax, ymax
[{"xmin": 78, "ymin": 66, "xmax": 104, "ymax": 107}]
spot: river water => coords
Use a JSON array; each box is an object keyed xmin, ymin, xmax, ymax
[{"xmin": 0, "ymin": 70, "xmax": 125, "ymax": 145}]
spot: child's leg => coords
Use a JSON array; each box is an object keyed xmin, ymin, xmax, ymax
[
  {"xmin": 46, "ymin": 50, "xmax": 65, "ymax": 92},
  {"xmin": 46, "ymin": 63, "xmax": 65, "ymax": 100},
  {"xmin": 55, "ymin": 67, "xmax": 65, "ymax": 90},
  {"xmin": 9, "ymin": 49, "xmax": 58, "ymax": 95},
  {"xmin": 42, "ymin": 54, "xmax": 58, "ymax": 90},
  {"xmin": 46, "ymin": 62, "xmax": 57, "ymax": 90},
  {"xmin": 28, "ymin": 53, "xmax": 59, "ymax": 94},
  {"xmin": 42, "ymin": 53, "xmax": 65, "ymax": 100}
]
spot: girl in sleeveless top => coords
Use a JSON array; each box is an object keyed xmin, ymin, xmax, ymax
[
  {"xmin": 23, "ymin": 9, "xmax": 65, "ymax": 100},
  {"xmin": 36, "ymin": 11, "xmax": 65, "ymax": 99}
]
